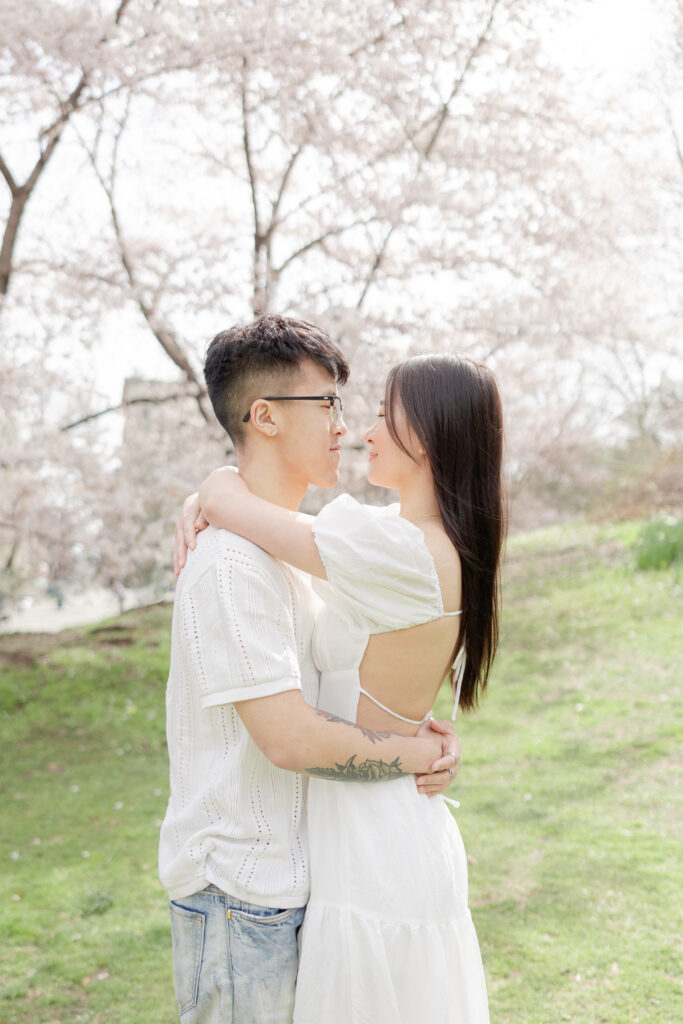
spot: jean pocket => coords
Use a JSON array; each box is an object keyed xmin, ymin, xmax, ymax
[
  {"xmin": 169, "ymin": 900, "xmax": 207, "ymax": 1015},
  {"xmin": 230, "ymin": 904, "xmax": 302, "ymax": 926}
]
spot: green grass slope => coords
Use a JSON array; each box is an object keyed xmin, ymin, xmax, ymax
[{"xmin": 1, "ymin": 523, "xmax": 681, "ymax": 1024}]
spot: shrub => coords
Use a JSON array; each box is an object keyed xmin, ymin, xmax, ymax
[{"xmin": 633, "ymin": 516, "xmax": 683, "ymax": 570}]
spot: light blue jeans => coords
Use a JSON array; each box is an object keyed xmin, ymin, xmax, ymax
[{"xmin": 169, "ymin": 884, "xmax": 306, "ymax": 1023}]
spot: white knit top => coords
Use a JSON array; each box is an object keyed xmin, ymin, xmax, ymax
[{"xmin": 159, "ymin": 526, "xmax": 320, "ymax": 907}]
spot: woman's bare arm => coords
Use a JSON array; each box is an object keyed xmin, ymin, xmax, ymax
[{"xmin": 198, "ymin": 467, "xmax": 327, "ymax": 578}]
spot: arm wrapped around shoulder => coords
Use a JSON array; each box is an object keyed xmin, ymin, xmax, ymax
[{"xmin": 312, "ymin": 494, "xmax": 444, "ymax": 633}]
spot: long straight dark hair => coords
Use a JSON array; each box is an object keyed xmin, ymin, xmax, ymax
[{"xmin": 384, "ymin": 353, "xmax": 506, "ymax": 710}]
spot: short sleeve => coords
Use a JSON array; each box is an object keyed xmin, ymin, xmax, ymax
[
  {"xmin": 311, "ymin": 494, "xmax": 444, "ymax": 634},
  {"xmin": 185, "ymin": 546, "xmax": 302, "ymax": 708}
]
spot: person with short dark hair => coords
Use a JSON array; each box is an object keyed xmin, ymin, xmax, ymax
[
  {"xmin": 203, "ymin": 314, "xmax": 350, "ymax": 447},
  {"xmin": 179, "ymin": 346, "xmax": 504, "ymax": 1023},
  {"xmin": 160, "ymin": 315, "xmax": 459, "ymax": 1024}
]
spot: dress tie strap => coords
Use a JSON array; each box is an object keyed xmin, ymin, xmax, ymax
[
  {"xmin": 443, "ymin": 795, "xmax": 460, "ymax": 810},
  {"xmin": 451, "ymin": 646, "xmax": 466, "ymax": 722},
  {"xmin": 357, "ymin": 686, "xmax": 431, "ymax": 726},
  {"xmin": 444, "ymin": 647, "xmax": 466, "ymax": 810}
]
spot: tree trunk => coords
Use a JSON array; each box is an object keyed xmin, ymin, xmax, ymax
[{"xmin": 0, "ymin": 189, "xmax": 29, "ymax": 296}]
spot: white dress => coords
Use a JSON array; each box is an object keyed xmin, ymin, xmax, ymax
[{"xmin": 293, "ymin": 495, "xmax": 490, "ymax": 1024}]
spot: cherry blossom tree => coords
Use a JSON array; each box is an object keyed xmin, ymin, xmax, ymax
[{"xmin": 1, "ymin": 0, "xmax": 681, "ymax": 596}]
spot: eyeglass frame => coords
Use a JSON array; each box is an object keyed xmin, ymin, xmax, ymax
[{"xmin": 242, "ymin": 394, "xmax": 344, "ymax": 425}]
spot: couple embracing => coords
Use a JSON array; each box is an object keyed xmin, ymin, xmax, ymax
[{"xmin": 159, "ymin": 314, "xmax": 504, "ymax": 1023}]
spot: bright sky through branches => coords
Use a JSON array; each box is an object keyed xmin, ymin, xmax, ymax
[
  {"xmin": 82, "ymin": 0, "xmax": 674, "ymax": 411},
  {"xmin": 555, "ymin": 0, "xmax": 669, "ymax": 77}
]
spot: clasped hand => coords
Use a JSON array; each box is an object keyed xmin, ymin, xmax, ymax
[{"xmin": 416, "ymin": 717, "xmax": 462, "ymax": 797}]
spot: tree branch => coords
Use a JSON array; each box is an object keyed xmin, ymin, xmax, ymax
[
  {"xmin": 0, "ymin": 0, "xmax": 136, "ymax": 299},
  {"xmin": 0, "ymin": 153, "xmax": 17, "ymax": 194},
  {"xmin": 275, "ymin": 217, "xmax": 378, "ymax": 275},
  {"xmin": 344, "ymin": 0, "xmax": 415, "ymax": 62},
  {"xmin": 355, "ymin": 0, "xmax": 502, "ymax": 309},
  {"xmin": 269, "ymin": 144, "xmax": 304, "ymax": 233},
  {"xmin": 241, "ymin": 61, "xmax": 261, "ymax": 239},
  {"xmin": 423, "ymin": 0, "xmax": 500, "ymax": 161},
  {"xmin": 78, "ymin": 103, "xmax": 211, "ymax": 420},
  {"xmin": 663, "ymin": 102, "xmax": 683, "ymax": 176},
  {"xmin": 114, "ymin": 0, "xmax": 133, "ymax": 25},
  {"xmin": 61, "ymin": 390, "xmax": 197, "ymax": 431},
  {"xmin": 0, "ymin": 70, "xmax": 90, "ymax": 297}
]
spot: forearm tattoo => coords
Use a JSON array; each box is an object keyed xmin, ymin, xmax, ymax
[
  {"xmin": 305, "ymin": 709, "xmax": 408, "ymax": 781},
  {"xmin": 306, "ymin": 754, "xmax": 407, "ymax": 782},
  {"xmin": 315, "ymin": 708, "xmax": 392, "ymax": 745}
]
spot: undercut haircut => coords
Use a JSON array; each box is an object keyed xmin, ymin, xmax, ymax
[{"xmin": 204, "ymin": 314, "xmax": 350, "ymax": 447}]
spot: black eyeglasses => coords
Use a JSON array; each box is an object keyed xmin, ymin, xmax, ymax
[{"xmin": 242, "ymin": 395, "xmax": 344, "ymax": 426}]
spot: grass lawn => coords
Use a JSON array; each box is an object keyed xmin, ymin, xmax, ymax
[{"xmin": 1, "ymin": 522, "xmax": 681, "ymax": 1023}]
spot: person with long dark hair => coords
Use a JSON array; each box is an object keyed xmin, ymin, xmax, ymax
[{"xmin": 177, "ymin": 352, "xmax": 504, "ymax": 1023}]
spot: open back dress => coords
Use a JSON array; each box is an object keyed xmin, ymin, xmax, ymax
[{"xmin": 293, "ymin": 495, "xmax": 489, "ymax": 1024}]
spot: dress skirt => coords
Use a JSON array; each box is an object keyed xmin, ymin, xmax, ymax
[{"xmin": 293, "ymin": 776, "xmax": 490, "ymax": 1024}]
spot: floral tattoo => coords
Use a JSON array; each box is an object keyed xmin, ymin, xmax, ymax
[{"xmin": 306, "ymin": 710, "xmax": 406, "ymax": 781}]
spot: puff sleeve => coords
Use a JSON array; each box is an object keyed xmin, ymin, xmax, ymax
[{"xmin": 312, "ymin": 494, "xmax": 444, "ymax": 634}]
